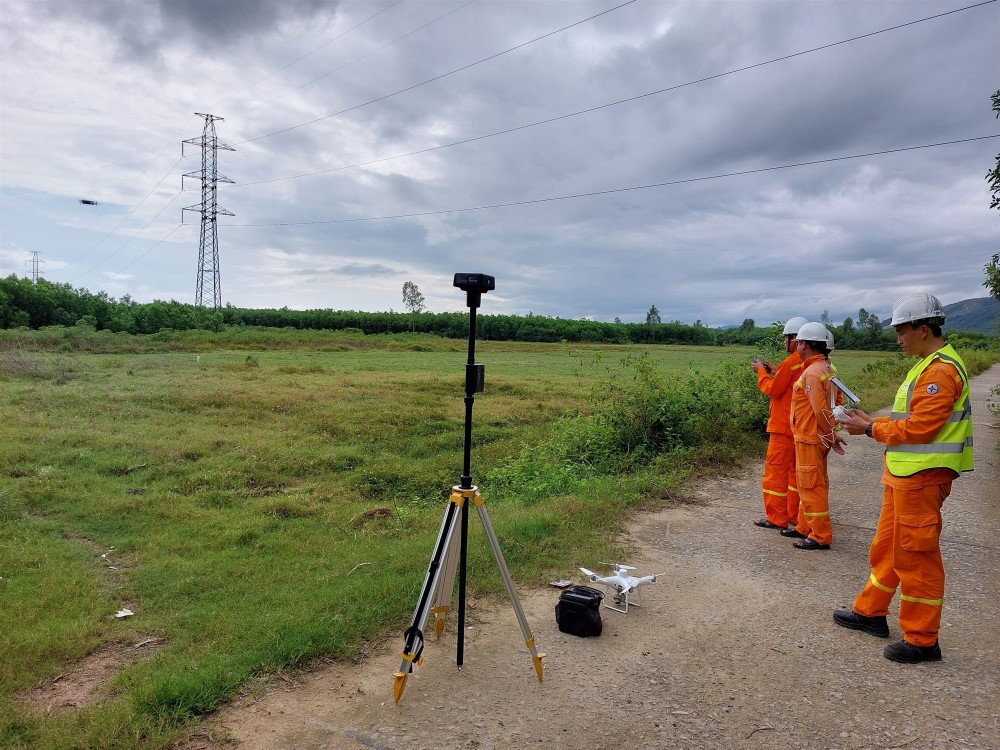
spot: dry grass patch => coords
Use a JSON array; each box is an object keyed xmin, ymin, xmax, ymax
[
  {"xmin": 19, "ymin": 637, "xmax": 167, "ymax": 713},
  {"xmin": 0, "ymin": 350, "xmax": 48, "ymax": 378}
]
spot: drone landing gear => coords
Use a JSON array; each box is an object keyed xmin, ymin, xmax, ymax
[
  {"xmin": 392, "ymin": 486, "xmax": 545, "ymax": 703},
  {"xmin": 605, "ymin": 587, "xmax": 645, "ymax": 614}
]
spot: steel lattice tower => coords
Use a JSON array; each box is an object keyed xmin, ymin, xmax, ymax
[
  {"xmin": 182, "ymin": 113, "xmax": 234, "ymax": 309},
  {"xmin": 28, "ymin": 251, "xmax": 43, "ymax": 283}
]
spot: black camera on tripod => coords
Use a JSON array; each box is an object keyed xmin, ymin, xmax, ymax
[{"xmin": 453, "ymin": 273, "xmax": 495, "ymax": 293}]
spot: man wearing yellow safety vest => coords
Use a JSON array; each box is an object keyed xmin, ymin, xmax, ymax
[{"xmin": 834, "ymin": 293, "xmax": 974, "ymax": 664}]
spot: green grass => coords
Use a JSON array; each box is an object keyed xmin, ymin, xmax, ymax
[{"xmin": 0, "ymin": 332, "xmax": 991, "ymax": 749}]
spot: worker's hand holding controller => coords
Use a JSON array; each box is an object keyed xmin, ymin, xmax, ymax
[{"xmin": 835, "ymin": 406, "xmax": 874, "ymax": 436}]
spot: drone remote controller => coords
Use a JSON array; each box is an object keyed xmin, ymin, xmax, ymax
[{"xmin": 832, "ymin": 405, "xmax": 849, "ymax": 420}]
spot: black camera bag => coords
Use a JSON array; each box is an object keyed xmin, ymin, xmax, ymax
[{"xmin": 555, "ymin": 585, "xmax": 604, "ymax": 637}]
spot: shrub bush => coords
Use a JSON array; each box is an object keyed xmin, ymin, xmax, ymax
[{"xmin": 487, "ymin": 353, "xmax": 768, "ymax": 501}]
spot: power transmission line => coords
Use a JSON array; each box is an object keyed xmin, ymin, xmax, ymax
[
  {"xmin": 42, "ymin": 4, "xmax": 459, "ymax": 286},
  {"xmin": 105, "ymin": 224, "xmax": 186, "ymax": 283},
  {"xmin": 232, "ymin": 0, "xmax": 638, "ymax": 147},
  {"xmin": 63, "ymin": 157, "xmax": 186, "ymax": 270},
  {"xmin": 228, "ymin": 0, "xmax": 998, "ymax": 190},
  {"xmin": 58, "ymin": 5, "xmax": 409, "ymax": 277},
  {"xmin": 68, "ymin": 192, "xmax": 185, "ymax": 283},
  {"xmin": 213, "ymin": 0, "xmax": 405, "ymax": 112},
  {"xmin": 225, "ymin": 134, "xmax": 1000, "ymax": 227},
  {"xmin": 229, "ymin": 0, "xmax": 478, "ymax": 119}
]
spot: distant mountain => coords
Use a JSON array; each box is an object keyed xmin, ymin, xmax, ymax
[
  {"xmin": 880, "ymin": 297, "xmax": 999, "ymax": 335},
  {"xmin": 943, "ymin": 297, "xmax": 1000, "ymax": 335}
]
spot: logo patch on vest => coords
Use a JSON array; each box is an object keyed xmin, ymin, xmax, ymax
[{"xmin": 926, "ymin": 383, "xmax": 939, "ymax": 395}]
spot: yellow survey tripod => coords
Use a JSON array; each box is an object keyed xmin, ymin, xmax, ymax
[{"xmin": 392, "ymin": 273, "xmax": 545, "ymax": 704}]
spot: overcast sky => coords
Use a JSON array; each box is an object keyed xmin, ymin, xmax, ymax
[{"xmin": 1, "ymin": 0, "xmax": 997, "ymax": 326}]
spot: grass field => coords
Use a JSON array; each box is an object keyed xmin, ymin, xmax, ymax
[{"xmin": 1, "ymin": 332, "xmax": 988, "ymax": 749}]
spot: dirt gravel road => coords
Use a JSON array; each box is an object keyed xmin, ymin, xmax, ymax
[{"xmin": 202, "ymin": 365, "xmax": 1000, "ymax": 750}]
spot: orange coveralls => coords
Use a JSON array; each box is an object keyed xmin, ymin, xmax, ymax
[
  {"xmin": 852, "ymin": 359, "xmax": 963, "ymax": 647},
  {"xmin": 790, "ymin": 354, "xmax": 837, "ymax": 546},
  {"xmin": 756, "ymin": 351, "xmax": 803, "ymax": 527}
]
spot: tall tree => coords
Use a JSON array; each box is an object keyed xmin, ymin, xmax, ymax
[
  {"xmin": 645, "ymin": 305, "xmax": 661, "ymax": 325},
  {"xmin": 985, "ymin": 90, "xmax": 1000, "ymax": 301},
  {"xmin": 857, "ymin": 307, "xmax": 882, "ymax": 345},
  {"xmin": 401, "ymin": 281, "xmax": 426, "ymax": 332}
]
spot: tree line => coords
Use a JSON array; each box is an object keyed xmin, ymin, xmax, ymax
[{"xmin": 3, "ymin": 274, "xmax": 994, "ymax": 351}]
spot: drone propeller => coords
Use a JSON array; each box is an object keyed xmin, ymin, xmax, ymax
[{"xmin": 600, "ymin": 562, "xmax": 636, "ymax": 572}]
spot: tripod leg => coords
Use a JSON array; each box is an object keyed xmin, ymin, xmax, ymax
[
  {"xmin": 393, "ymin": 491, "xmax": 466, "ymax": 703},
  {"xmin": 431, "ymin": 513, "xmax": 462, "ymax": 639},
  {"xmin": 471, "ymin": 492, "xmax": 545, "ymax": 682}
]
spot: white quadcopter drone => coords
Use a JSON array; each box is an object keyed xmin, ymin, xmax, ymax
[{"xmin": 579, "ymin": 563, "xmax": 662, "ymax": 614}]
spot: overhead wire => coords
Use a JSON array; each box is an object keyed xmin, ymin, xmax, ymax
[
  {"xmin": 63, "ymin": 157, "xmax": 186, "ymax": 269},
  {"xmin": 227, "ymin": 0, "xmax": 999, "ymax": 189},
  {"xmin": 61, "ymin": 2, "xmax": 409, "ymax": 281},
  {"xmin": 232, "ymin": 0, "xmax": 639, "ymax": 147},
  {"xmin": 103, "ymin": 223, "xmax": 186, "ymax": 283},
  {"xmin": 60, "ymin": 1, "xmax": 635, "ymax": 287},
  {"xmin": 69, "ymin": 191, "xmax": 187, "ymax": 283},
  {"xmin": 61, "ymin": 1, "xmax": 998, "ymax": 288},
  {"xmin": 211, "ymin": 0, "xmax": 405, "ymax": 112},
  {"xmin": 229, "ymin": 0, "xmax": 479, "ymax": 119},
  {"xmin": 225, "ymin": 135, "xmax": 1000, "ymax": 227}
]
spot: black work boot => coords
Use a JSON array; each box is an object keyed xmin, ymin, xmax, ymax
[
  {"xmin": 832, "ymin": 609, "xmax": 890, "ymax": 637},
  {"xmin": 884, "ymin": 640, "xmax": 942, "ymax": 663}
]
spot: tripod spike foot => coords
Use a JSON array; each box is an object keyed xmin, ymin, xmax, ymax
[
  {"xmin": 432, "ymin": 606, "xmax": 450, "ymax": 639},
  {"xmin": 392, "ymin": 671, "xmax": 408, "ymax": 704},
  {"xmin": 532, "ymin": 652, "xmax": 546, "ymax": 682}
]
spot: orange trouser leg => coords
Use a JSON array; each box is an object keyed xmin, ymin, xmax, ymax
[
  {"xmin": 761, "ymin": 433, "xmax": 795, "ymax": 526},
  {"xmin": 853, "ymin": 487, "xmax": 898, "ymax": 617},
  {"xmin": 786, "ymin": 453, "xmax": 800, "ymax": 525},
  {"xmin": 854, "ymin": 482, "xmax": 950, "ymax": 647},
  {"xmin": 794, "ymin": 441, "xmax": 831, "ymax": 545}
]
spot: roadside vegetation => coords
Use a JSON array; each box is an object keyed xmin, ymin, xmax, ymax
[{"xmin": 0, "ymin": 326, "xmax": 995, "ymax": 749}]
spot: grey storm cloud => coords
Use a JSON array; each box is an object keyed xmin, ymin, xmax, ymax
[{"xmin": 32, "ymin": 0, "xmax": 338, "ymax": 61}]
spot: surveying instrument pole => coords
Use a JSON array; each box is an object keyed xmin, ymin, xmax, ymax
[{"xmin": 392, "ymin": 273, "xmax": 545, "ymax": 704}]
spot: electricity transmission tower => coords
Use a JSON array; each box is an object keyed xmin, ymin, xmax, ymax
[
  {"xmin": 27, "ymin": 251, "xmax": 44, "ymax": 283},
  {"xmin": 182, "ymin": 113, "xmax": 234, "ymax": 309}
]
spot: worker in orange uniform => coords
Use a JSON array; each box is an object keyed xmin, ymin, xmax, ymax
[
  {"xmin": 782, "ymin": 322, "xmax": 843, "ymax": 550},
  {"xmin": 751, "ymin": 316, "xmax": 808, "ymax": 531},
  {"xmin": 834, "ymin": 293, "xmax": 973, "ymax": 663}
]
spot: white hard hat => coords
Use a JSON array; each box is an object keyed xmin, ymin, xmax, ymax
[
  {"xmin": 890, "ymin": 293, "xmax": 946, "ymax": 327},
  {"xmin": 782, "ymin": 316, "xmax": 809, "ymax": 336},
  {"xmin": 797, "ymin": 321, "xmax": 835, "ymax": 351}
]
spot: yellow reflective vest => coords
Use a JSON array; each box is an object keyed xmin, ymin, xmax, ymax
[{"xmin": 885, "ymin": 344, "xmax": 974, "ymax": 477}]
